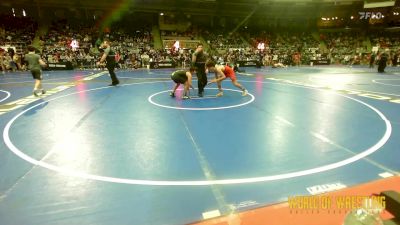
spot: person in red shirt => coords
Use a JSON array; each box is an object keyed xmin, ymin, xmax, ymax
[{"xmin": 206, "ymin": 61, "xmax": 247, "ymax": 97}]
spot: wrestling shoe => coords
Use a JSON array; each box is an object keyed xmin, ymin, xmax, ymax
[{"xmin": 108, "ymin": 81, "xmax": 120, "ymax": 86}]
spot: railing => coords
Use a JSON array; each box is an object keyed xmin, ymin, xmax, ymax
[
  {"xmin": 162, "ymin": 39, "xmax": 200, "ymax": 49},
  {"xmin": 161, "ymin": 36, "xmax": 193, "ymax": 40},
  {"xmin": 0, "ymin": 41, "xmax": 27, "ymax": 54}
]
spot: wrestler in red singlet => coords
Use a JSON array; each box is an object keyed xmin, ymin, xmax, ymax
[
  {"xmin": 222, "ymin": 65, "xmax": 237, "ymax": 80},
  {"xmin": 205, "ymin": 61, "xmax": 247, "ymax": 97}
]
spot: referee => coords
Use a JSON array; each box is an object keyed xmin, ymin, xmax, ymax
[
  {"xmin": 97, "ymin": 38, "xmax": 120, "ymax": 86},
  {"xmin": 192, "ymin": 43, "xmax": 207, "ymax": 97}
]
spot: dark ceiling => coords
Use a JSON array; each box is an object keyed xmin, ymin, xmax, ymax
[
  {"xmin": 1, "ymin": 0, "xmax": 368, "ymax": 18},
  {"xmin": 3, "ymin": 0, "xmax": 400, "ymax": 24}
]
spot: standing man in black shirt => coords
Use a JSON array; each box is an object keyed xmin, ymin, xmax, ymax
[
  {"xmin": 378, "ymin": 51, "xmax": 388, "ymax": 73},
  {"xmin": 192, "ymin": 43, "xmax": 207, "ymax": 97},
  {"xmin": 97, "ymin": 39, "xmax": 120, "ymax": 86}
]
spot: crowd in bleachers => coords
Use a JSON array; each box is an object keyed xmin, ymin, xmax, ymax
[
  {"xmin": 1, "ymin": 14, "xmax": 400, "ymax": 73},
  {"xmin": 161, "ymin": 29, "xmax": 198, "ymax": 40},
  {"xmin": 237, "ymin": 31, "xmax": 320, "ymax": 66},
  {"xmin": 0, "ymin": 15, "xmax": 37, "ymax": 72},
  {"xmin": 36, "ymin": 19, "xmax": 160, "ymax": 69},
  {"xmin": 370, "ymin": 33, "xmax": 400, "ymax": 66},
  {"xmin": 0, "ymin": 15, "xmax": 36, "ymax": 46},
  {"xmin": 38, "ymin": 21, "xmax": 96, "ymax": 68},
  {"xmin": 371, "ymin": 32, "xmax": 400, "ymax": 50},
  {"xmin": 320, "ymin": 32, "xmax": 368, "ymax": 65},
  {"xmin": 203, "ymin": 30, "xmax": 247, "ymax": 51}
]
